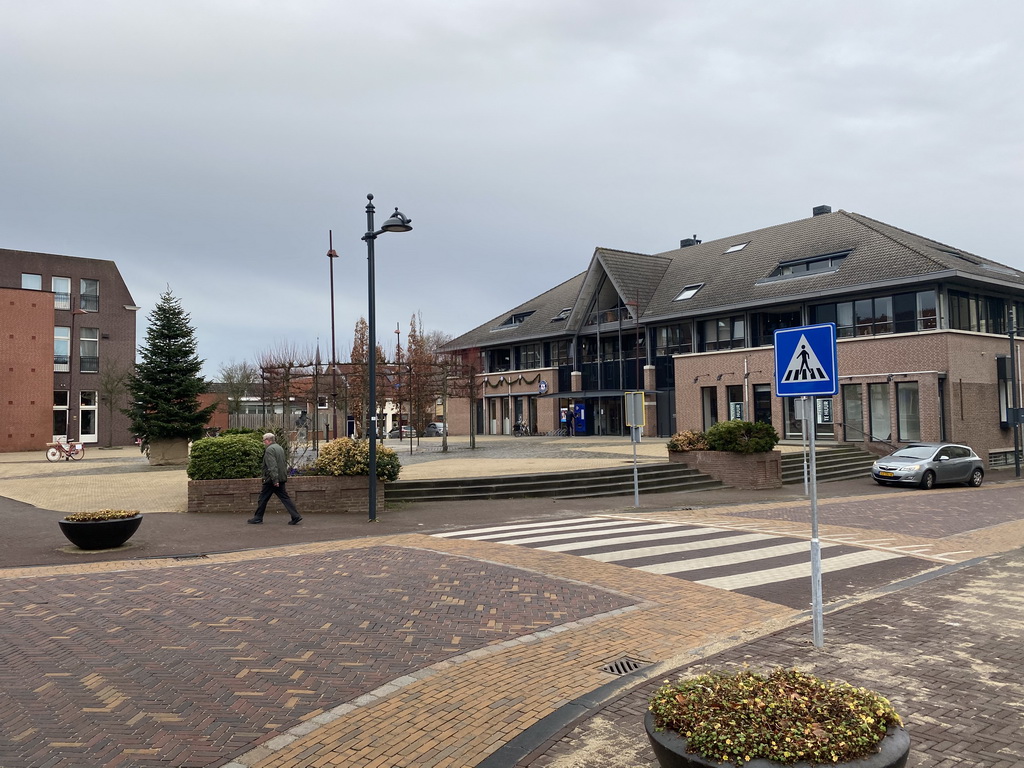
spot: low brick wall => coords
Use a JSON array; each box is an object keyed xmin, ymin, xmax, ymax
[
  {"xmin": 669, "ymin": 449, "xmax": 782, "ymax": 489},
  {"xmin": 188, "ymin": 475, "xmax": 383, "ymax": 515}
]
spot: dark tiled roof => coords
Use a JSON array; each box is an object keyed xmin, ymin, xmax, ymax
[{"xmin": 445, "ymin": 210, "xmax": 1024, "ymax": 351}]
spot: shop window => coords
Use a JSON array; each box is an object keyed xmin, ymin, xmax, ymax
[
  {"xmin": 868, "ymin": 383, "xmax": 890, "ymax": 441},
  {"xmin": 896, "ymin": 382, "xmax": 921, "ymax": 441},
  {"xmin": 701, "ymin": 386, "xmax": 718, "ymax": 430}
]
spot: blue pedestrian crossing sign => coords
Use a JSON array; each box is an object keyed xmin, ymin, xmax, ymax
[{"xmin": 774, "ymin": 323, "xmax": 838, "ymax": 397}]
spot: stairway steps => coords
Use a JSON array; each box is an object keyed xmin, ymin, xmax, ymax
[
  {"xmin": 780, "ymin": 446, "xmax": 877, "ymax": 485},
  {"xmin": 386, "ymin": 463, "xmax": 722, "ymax": 503}
]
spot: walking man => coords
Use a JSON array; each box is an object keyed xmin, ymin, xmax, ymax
[{"xmin": 248, "ymin": 433, "xmax": 302, "ymax": 525}]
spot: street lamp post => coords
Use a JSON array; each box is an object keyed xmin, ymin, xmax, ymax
[
  {"xmin": 327, "ymin": 232, "xmax": 339, "ymax": 441},
  {"xmin": 362, "ymin": 193, "xmax": 412, "ymax": 522}
]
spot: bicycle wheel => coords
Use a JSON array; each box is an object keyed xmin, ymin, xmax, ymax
[
  {"xmin": 46, "ymin": 447, "xmax": 61, "ymax": 462},
  {"xmin": 70, "ymin": 445, "xmax": 85, "ymax": 460}
]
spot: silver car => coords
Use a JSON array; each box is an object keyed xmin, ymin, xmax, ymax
[{"xmin": 871, "ymin": 442, "xmax": 984, "ymax": 489}]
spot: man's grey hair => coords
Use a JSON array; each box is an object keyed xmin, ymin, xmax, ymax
[{"xmin": 262, "ymin": 433, "xmax": 276, "ymax": 442}]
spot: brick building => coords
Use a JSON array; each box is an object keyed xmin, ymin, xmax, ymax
[
  {"xmin": 442, "ymin": 207, "xmax": 1024, "ymax": 464},
  {"xmin": 0, "ymin": 249, "xmax": 139, "ymax": 452}
]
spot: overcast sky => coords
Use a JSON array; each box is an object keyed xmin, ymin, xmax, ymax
[{"xmin": 3, "ymin": 1, "xmax": 1022, "ymax": 377}]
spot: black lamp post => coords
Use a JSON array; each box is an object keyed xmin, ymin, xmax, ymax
[
  {"xmin": 362, "ymin": 193, "xmax": 412, "ymax": 522},
  {"xmin": 327, "ymin": 231, "xmax": 339, "ymax": 441}
]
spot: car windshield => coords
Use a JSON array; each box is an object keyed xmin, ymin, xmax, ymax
[{"xmin": 890, "ymin": 446, "xmax": 937, "ymax": 460}]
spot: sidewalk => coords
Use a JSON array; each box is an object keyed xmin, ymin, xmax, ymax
[{"xmin": 1, "ymin": 438, "xmax": 1022, "ymax": 767}]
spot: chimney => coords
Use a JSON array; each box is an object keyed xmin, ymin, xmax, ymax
[
  {"xmin": 680, "ymin": 234, "xmax": 702, "ymax": 248},
  {"xmin": 812, "ymin": 205, "xmax": 832, "ymax": 217}
]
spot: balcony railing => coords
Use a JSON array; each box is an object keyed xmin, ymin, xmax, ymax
[
  {"xmin": 79, "ymin": 356, "xmax": 99, "ymax": 373},
  {"xmin": 80, "ymin": 295, "xmax": 100, "ymax": 312},
  {"xmin": 54, "ymin": 293, "xmax": 71, "ymax": 310},
  {"xmin": 54, "ymin": 355, "xmax": 70, "ymax": 373}
]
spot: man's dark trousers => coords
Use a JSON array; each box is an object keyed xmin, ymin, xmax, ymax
[{"xmin": 252, "ymin": 481, "xmax": 301, "ymax": 522}]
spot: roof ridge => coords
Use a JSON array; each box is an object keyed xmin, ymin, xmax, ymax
[{"xmin": 840, "ymin": 210, "xmax": 953, "ymax": 271}]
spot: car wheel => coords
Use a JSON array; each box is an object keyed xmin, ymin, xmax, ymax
[
  {"xmin": 919, "ymin": 470, "xmax": 936, "ymax": 490},
  {"xmin": 968, "ymin": 468, "xmax": 984, "ymax": 487}
]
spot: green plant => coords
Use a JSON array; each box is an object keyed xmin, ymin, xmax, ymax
[
  {"xmin": 187, "ymin": 433, "xmax": 264, "ymax": 480},
  {"xmin": 667, "ymin": 430, "xmax": 709, "ymax": 452},
  {"xmin": 63, "ymin": 509, "xmax": 140, "ymax": 522},
  {"xmin": 649, "ymin": 667, "xmax": 903, "ymax": 766},
  {"xmin": 704, "ymin": 420, "xmax": 780, "ymax": 453},
  {"xmin": 308, "ymin": 438, "xmax": 401, "ymax": 482}
]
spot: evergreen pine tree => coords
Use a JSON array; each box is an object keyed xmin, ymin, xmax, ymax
[{"xmin": 124, "ymin": 290, "xmax": 217, "ymax": 447}]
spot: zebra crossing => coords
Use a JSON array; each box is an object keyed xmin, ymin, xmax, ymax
[{"xmin": 434, "ymin": 516, "xmax": 933, "ymax": 609}]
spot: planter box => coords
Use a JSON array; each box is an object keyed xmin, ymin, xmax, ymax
[
  {"xmin": 59, "ymin": 514, "xmax": 143, "ymax": 550},
  {"xmin": 669, "ymin": 449, "xmax": 782, "ymax": 489},
  {"xmin": 188, "ymin": 475, "xmax": 384, "ymax": 515}
]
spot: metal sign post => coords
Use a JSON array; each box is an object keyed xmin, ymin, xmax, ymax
[
  {"xmin": 774, "ymin": 324, "xmax": 838, "ymax": 649},
  {"xmin": 625, "ymin": 391, "xmax": 645, "ymax": 508}
]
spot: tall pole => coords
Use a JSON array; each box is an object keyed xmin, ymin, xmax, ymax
[
  {"xmin": 328, "ymin": 232, "xmax": 339, "ymax": 441},
  {"xmin": 363, "ymin": 196, "xmax": 379, "ymax": 521},
  {"xmin": 1011, "ymin": 306, "xmax": 1021, "ymax": 478}
]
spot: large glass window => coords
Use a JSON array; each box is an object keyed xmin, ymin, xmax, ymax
[
  {"xmin": 80, "ymin": 327, "xmax": 99, "ymax": 373},
  {"xmin": 842, "ymin": 384, "xmax": 864, "ymax": 442},
  {"xmin": 54, "ymin": 326, "xmax": 70, "ymax": 372},
  {"xmin": 52, "ymin": 277, "xmax": 71, "ymax": 310},
  {"xmin": 896, "ymin": 382, "xmax": 921, "ymax": 441},
  {"xmin": 80, "ymin": 278, "xmax": 100, "ymax": 311},
  {"xmin": 655, "ymin": 322, "xmax": 693, "ymax": 355},
  {"xmin": 700, "ymin": 316, "xmax": 745, "ymax": 351},
  {"xmin": 548, "ymin": 340, "xmax": 571, "ymax": 367},
  {"xmin": 751, "ymin": 308, "xmax": 801, "ymax": 347},
  {"xmin": 868, "ymin": 383, "xmax": 891, "ymax": 441},
  {"xmin": 486, "ymin": 348, "xmax": 511, "ymax": 372},
  {"xmin": 514, "ymin": 343, "xmax": 542, "ymax": 370}
]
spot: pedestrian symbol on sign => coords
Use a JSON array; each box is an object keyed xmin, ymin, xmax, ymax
[{"xmin": 782, "ymin": 335, "xmax": 829, "ymax": 383}]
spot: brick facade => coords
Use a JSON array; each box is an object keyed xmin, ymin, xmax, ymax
[
  {"xmin": 0, "ymin": 288, "xmax": 56, "ymax": 451},
  {"xmin": 187, "ymin": 475, "xmax": 382, "ymax": 515}
]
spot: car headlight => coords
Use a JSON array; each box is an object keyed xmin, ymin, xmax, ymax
[{"xmin": 904, "ymin": 464, "xmax": 920, "ymax": 471}]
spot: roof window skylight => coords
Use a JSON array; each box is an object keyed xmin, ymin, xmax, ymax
[
  {"xmin": 551, "ymin": 307, "xmax": 572, "ymax": 322},
  {"xmin": 673, "ymin": 283, "xmax": 704, "ymax": 301},
  {"xmin": 499, "ymin": 310, "xmax": 535, "ymax": 327},
  {"xmin": 724, "ymin": 242, "xmax": 749, "ymax": 254}
]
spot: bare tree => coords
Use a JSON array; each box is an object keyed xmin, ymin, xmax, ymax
[
  {"xmin": 257, "ymin": 341, "xmax": 317, "ymax": 428},
  {"xmin": 218, "ymin": 360, "xmax": 258, "ymax": 416},
  {"xmin": 98, "ymin": 362, "xmax": 133, "ymax": 448}
]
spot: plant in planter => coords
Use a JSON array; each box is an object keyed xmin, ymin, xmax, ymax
[
  {"xmin": 305, "ymin": 437, "xmax": 401, "ymax": 482},
  {"xmin": 59, "ymin": 509, "xmax": 143, "ymax": 550},
  {"xmin": 646, "ymin": 667, "xmax": 909, "ymax": 768},
  {"xmin": 667, "ymin": 430, "xmax": 710, "ymax": 452}
]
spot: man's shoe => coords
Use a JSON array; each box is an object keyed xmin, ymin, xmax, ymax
[
  {"xmin": 288, "ymin": 517, "xmax": 303, "ymax": 525},
  {"xmin": 247, "ymin": 518, "xmax": 263, "ymax": 524}
]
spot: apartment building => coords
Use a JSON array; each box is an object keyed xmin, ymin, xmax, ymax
[
  {"xmin": 0, "ymin": 249, "xmax": 139, "ymax": 452},
  {"xmin": 442, "ymin": 207, "xmax": 1024, "ymax": 464}
]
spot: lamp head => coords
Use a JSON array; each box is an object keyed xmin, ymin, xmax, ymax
[{"xmin": 381, "ymin": 208, "xmax": 413, "ymax": 233}]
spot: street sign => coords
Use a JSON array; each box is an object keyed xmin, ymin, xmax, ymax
[
  {"xmin": 817, "ymin": 398, "xmax": 833, "ymax": 424},
  {"xmin": 774, "ymin": 323, "xmax": 838, "ymax": 397},
  {"xmin": 624, "ymin": 391, "xmax": 645, "ymax": 426}
]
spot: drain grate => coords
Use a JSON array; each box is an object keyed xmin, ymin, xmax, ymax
[{"xmin": 599, "ymin": 656, "xmax": 649, "ymax": 676}]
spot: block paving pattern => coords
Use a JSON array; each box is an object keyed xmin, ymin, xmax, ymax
[
  {"xmin": 522, "ymin": 547, "xmax": 1024, "ymax": 768},
  {"xmin": 0, "ymin": 545, "xmax": 634, "ymax": 768}
]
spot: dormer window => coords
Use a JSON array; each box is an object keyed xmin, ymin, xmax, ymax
[
  {"xmin": 768, "ymin": 250, "xmax": 850, "ymax": 279},
  {"xmin": 551, "ymin": 307, "xmax": 572, "ymax": 322},
  {"xmin": 673, "ymin": 283, "xmax": 704, "ymax": 301},
  {"xmin": 500, "ymin": 310, "xmax": 535, "ymax": 327}
]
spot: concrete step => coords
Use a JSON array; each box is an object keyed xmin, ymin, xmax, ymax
[
  {"xmin": 386, "ymin": 463, "xmax": 722, "ymax": 503},
  {"xmin": 780, "ymin": 445, "xmax": 877, "ymax": 485}
]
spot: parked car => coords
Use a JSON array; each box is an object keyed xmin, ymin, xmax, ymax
[
  {"xmin": 424, "ymin": 422, "xmax": 447, "ymax": 437},
  {"xmin": 870, "ymin": 442, "xmax": 984, "ymax": 489},
  {"xmin": 387, "ymin": 425, "xmax": 417, "ymax": 439}
]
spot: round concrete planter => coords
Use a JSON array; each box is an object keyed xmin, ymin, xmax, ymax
[
  {"xmin": 645, "ymin": 712, "xmax": 909, "ymax": 768},
  {"xmin": 58, "ymin": 514, "xmax": 143, "ymax": 550}
]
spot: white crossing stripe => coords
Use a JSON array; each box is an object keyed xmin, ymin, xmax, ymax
[
  {"xmin": 496, "ymin": 523, "xmax": 682, "ymax": 546},
  {"xmin": 630, "ymin": 539, "xmax": 830, "ymax": 572},
  {"xmin": 538, "ymin": 526, "xmax": 734, "ymax": 553},
  {"xmin": 582, "ymin": 532, "xmax": 776, "ymax": 562},
  {"xmin": 432, "ymin": 516, "xmax": 610, "ymax": 538},
  {"xmin": 695, "ymin": 550, "xmax": 903, "ymax": 590}
]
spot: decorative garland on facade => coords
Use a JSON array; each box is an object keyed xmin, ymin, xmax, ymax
[{"xmin": 481, "ymin": 372, "xmax": 543, "ymax": 389}]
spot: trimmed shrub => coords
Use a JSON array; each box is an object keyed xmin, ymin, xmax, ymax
[
  {"xmin": 308, "ymin": 438, "xmax": 401, "ymax": 483},
  {"xmin": 704, "ymin": 420, "xmax": 780, "ymax": 454},
  {"xmin": 187, "ymin": 433, "xmax": 264, "ymax": 480},
  {"xmin": 667, "ymin": 430, "xmax": 709, "ymax": 452}
]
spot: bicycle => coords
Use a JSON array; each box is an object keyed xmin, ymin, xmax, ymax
[
  {"xmin": 512, "ymin": 421, "xmax": 531, "ymax": 437},
  {"xmin": 46, "ymin": 439, "xmax": 85, "ymax": 462}
]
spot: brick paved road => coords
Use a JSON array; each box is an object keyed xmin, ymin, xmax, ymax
[
  {"xmin": 0, "ymin": 546, "xmax": 633, "ymax": 768},
  {"xmin": 518, "ymin": 547, "xmax": 1024, "ymax": 768}
]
